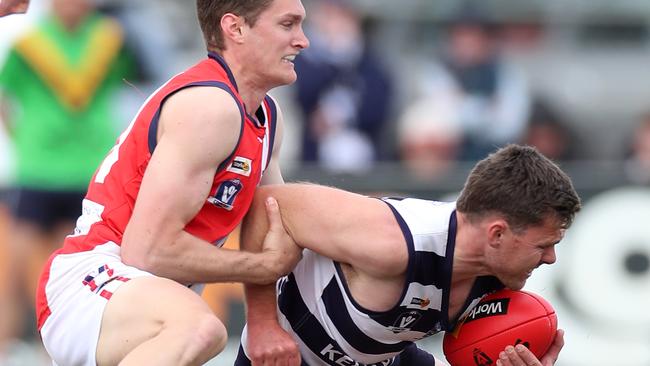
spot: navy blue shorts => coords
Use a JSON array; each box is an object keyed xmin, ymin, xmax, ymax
[
  {"xmin": 234, "ymin": 342, "xmax": 434, "ymax": 365},
  {"xmin": 7, "ymin": 187, "xmax": 85, "ymax": 231}
]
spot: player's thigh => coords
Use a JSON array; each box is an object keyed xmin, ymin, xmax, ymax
[{"xmin": 96, "ymin": 275, "xmax": 222, "ymax": 364}]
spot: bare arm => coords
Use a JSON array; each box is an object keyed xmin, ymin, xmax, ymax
[
  {"xmin": 243, "ymin": 103, "xmax": 303, "ymax": 365},
  {"xmin": 244, "ymin": 184, "xmax": 407, "ymax": 276},
  {"xmin": 120, "ymin": 86, "xmax": 291, "ymax": 285},
  {"xmin": 241, "ymin": 183, "xmax": 407, "ymax": 364}
]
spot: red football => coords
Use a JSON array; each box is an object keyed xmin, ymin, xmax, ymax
[{"xmin": 443, "ymin": 289, "xmax": 557, "ymax": 366}]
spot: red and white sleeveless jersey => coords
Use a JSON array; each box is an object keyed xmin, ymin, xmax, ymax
[
  {"xmin": 58, "ymin": 52, "xmax": 278, "ymax": 252},
  {"xmin": 35, "ymin": 53, "xmax": 278, "ymax": 332}
]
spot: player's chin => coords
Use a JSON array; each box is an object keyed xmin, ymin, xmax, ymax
[
  {"xmin": 509, "ymin": 281, "xmax": 526, "ymax": 291},
  {"xmin": 269, "ymin": 72, "xmax": 297, "ymax": 88},
  {"xmin": 280, "ymin": 70, "xmax": 297, "ymax": 85},
  {"xmin": 500, "ymin": 275, "xmax": 527, "ymax": 290}
]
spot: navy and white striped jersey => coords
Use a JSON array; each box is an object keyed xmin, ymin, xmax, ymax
[{"xmin": 241, "ymin": 198, "xmax": 504, "ymax": 366}]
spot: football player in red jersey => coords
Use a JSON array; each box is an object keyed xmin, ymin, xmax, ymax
[{"xmin": 35, "ymin": 0, "xmax": 309, "ymax": 365}]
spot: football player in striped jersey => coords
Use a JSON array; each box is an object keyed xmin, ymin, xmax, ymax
[{"xmin": 239, "ymin": 144, "xmax": 580, "ymax": 366}]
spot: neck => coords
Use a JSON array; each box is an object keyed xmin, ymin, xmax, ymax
[
  {"xmin": 451, "ymin": 212, "xmax": 490, "ymax": 284},
  {"xmin": 221, "ymin": 52, "xmax": 267, "ymax": 113}
]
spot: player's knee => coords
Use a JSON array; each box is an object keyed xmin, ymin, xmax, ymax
[{"xmin": 190, "ymin": 313, "xmax": 228, "ymax": 355}]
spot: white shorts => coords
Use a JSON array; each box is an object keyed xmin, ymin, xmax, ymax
[{"xmin": 39, "ymin": 242, "xmax": 153, "ymax": 366}]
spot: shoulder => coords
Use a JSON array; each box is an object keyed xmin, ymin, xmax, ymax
[
  {"xmin": 159, "ymin": 86, "xmax": 242, "ymax": 142},
  {"xmin": 382, "ymin": 198, "xmax": 456, "ymax": 238}
]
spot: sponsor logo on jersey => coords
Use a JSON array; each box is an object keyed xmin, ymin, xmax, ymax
[
  {"xmin": 388, "ymin": 311, "xmax": 422, "ymax": 333},
  {"xmin": 319, "ymin": 343, "xmax": 394, "ymax": 366},
  {"xmin": 465, "ymin": 298, "xmax": 509, "ymax": 324},
  {"xmin": 208, "ymin": 179, "xmax": 242, "ymax": 211},
  {"xmin": 226, "ymin": 156, "xmax": 252, "ymax": 177},
  {"xmin": 410, "ymin": 297, "xmax": 431, "ymax": 308}
]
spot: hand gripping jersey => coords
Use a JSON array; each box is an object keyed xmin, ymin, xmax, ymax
[
  {"xmin": 241, "ymin": 199, "xmax": 503, "ymax": 366},
  {"xmin": 36, "ymin": 52, "xmax": 277, "ymax": 330}
]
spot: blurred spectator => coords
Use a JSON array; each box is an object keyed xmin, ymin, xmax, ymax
[
  {"xmin": 397, "ymin": 95, "xmax": 462, "ymax": 180},
  {"xmin": 417, "ymin": 8, "xmax": 531, "ymax": 161},
  {"xmin": 0, "ymin": 0, "xmax": 138, "ymax": 357},
  {"xmin": 293, "ymin": 0, "xmax": 393, "ymax": 173},
  {"xmin": 96, "ymin": 0, "xmax": 193, "ymax": 85},
  {"xmin": 624, "ymin": 112, "xmax": 650, "ymax": 184},
  {"xmin": 522, "ymin": 100, "xmax": 577, "ymax": 161}
]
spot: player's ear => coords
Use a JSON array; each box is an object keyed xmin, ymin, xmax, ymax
[
  {"xmin": 221, "ymin": 13, "xmax": 245, "ymax": 44},
  {"xmin": 487, "ymin": 220, "xmax": 507, "ymax": 248}
]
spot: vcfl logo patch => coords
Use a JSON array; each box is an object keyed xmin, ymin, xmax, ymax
[
  {"xmin": 388, "ymin": 311, "xmax": 422, "ymax": 333},
  {"xmin": 208, "ymin": 179, "xmax": 242, "ymax": 211}
]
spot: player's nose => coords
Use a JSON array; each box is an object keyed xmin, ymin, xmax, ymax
[{"xmin": 542, "ymin": 246, "xmax": 557, "ymax": 265}]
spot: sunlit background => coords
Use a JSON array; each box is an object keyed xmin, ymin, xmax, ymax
[{"xmin": 0, "ymin": 0, "xmax": 649, "ymax": 365}]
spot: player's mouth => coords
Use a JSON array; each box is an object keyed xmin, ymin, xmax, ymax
[{"xmin": 282, "ymin": 54, "xmax": 297, "ymax": 64}]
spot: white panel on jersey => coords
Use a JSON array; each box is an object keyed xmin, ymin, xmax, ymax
[
  {"xmin": 71, "ymin": 199, "xmax": 105, "ymax": 237},
  {"xmin": 399, "ymin": 282, "xmax": 443, "ymax": 311},
  {"xmin": 384, "ymin": 199, "xmax": 456, "ymax": 256},
  {"xmin": 330, "ymin": 270, "xmax": 428, "ymax": 345},
  {"xmin": 260, "ymin": 100, "xmax": 271, "ymax": 174},
  {"xmin": 290, "ymin": 250, "xmax": 335, "ymax": 314},
  {"xmin": 290, "ymin": 251, "xmax": 404, "ymax": 364},
  {"xmin": 314, "ymin": 292, "xmax": 402, "ymax": 363}
]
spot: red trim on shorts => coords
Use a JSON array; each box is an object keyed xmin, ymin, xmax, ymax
[{"xmin": 36, "ymin": 253, "xmax": 56, "ymax": 330}]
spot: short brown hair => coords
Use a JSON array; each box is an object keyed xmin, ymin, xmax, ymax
[
  {"xmin": 456, "ymin": 144, "xmax": 581, "ymax": 231},
  {"xmin": 196, "ymin": 0, "xmax": 274, "ymax": 52}
]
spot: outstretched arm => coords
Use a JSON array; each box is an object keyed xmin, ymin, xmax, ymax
[
  {"xmin": 241, "ymin": 183, "xmax": 406, "ymax": 365},
  {"xmin": 244, "ymin": 184, "xmax": 407, "ymax": 275}
]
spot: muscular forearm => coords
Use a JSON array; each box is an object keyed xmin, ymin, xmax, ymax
[
  {"xmin": 245, "ymin": 282, "xmax": 280, "ymax": 326},
  {"xmin": 122, "ymin": 229, "xmax": 281, "ymax": 285},
  {"xmin": 240, "ymin": 196, "xmax": 289, "ymax": 351},
  {"xmin": 241, "ymin": 192, "xmax": 282, "ymax": 314}
]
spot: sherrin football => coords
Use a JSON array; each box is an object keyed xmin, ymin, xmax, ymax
[{"xmin": 443, "ymin": 289, "xmax": 557, "ymax": 366}]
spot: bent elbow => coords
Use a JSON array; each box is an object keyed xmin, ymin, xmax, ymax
[{"xmin": 120, "ymin": 240, "xmax": 156, "ymax": 272}]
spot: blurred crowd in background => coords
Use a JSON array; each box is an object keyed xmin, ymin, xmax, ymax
[{"xmin": 0, "ymin": 0, "xmax": 649, "ymax": 365}]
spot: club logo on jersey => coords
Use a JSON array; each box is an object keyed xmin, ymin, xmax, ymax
[
  {"xmin": 388, "ymin": 311, "xmax": 422, "ymax": 333},
  {"xmin": 465, "ymin": 298, "xmax": 509, "ymax": 324},
  {"xmin": 208, "ymin": 179, "xmax": 242, "ymax": 211},
  {"xmin": 226, "ymin": 156, "xmax": 252, "ymax": 177},
  {"xmin": 410, "ymin": 297, "xmax": 431, "ymax": 308}
]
